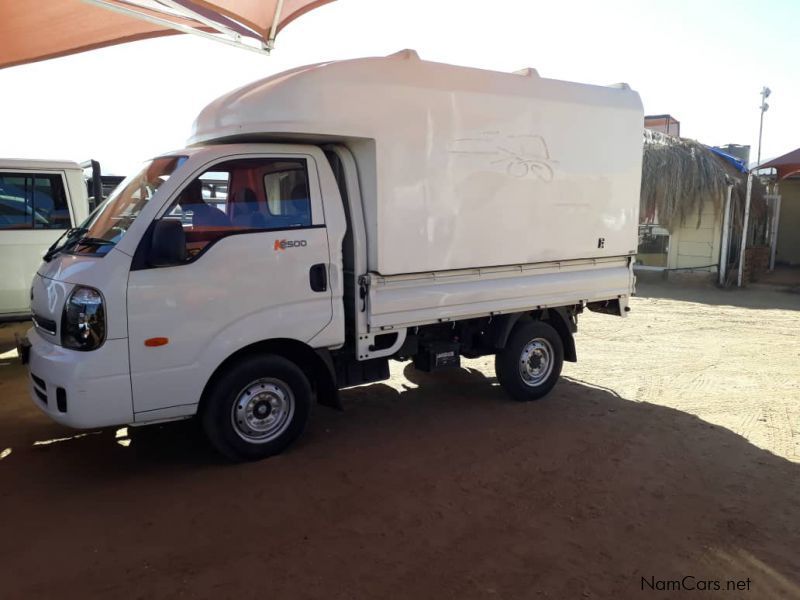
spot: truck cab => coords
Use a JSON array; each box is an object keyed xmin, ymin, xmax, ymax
[{"xmin": 28, "ymin": 144, "xmax": 350, "ymax": 455}]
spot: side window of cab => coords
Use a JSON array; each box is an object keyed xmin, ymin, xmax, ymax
[
  {"xmin": 0, "ymin": 173, "xmax": 71, "ymax": 230},
  {"xmin": 161, "ymin": 158, "xmax": 312, "ymax": 261}
]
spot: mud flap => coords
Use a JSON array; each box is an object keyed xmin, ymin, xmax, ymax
[
  {"xmin": 316, "ymin": 386, "xmax": 343, "ymax": 411},
  {"xmin": 314, "ymin": 349, "xmax": 344, "ymax": 411}
]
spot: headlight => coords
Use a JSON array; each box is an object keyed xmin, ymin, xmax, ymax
[{"xmin": 61, "ymin": 286, "xmax": 106, "ymax": 351}]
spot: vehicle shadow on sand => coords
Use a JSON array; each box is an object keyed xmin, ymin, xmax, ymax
[{"xmin": 1, "ymin": 366, "xmax": 799, "ymax": 598}]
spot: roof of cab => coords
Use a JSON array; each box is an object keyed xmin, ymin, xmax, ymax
[{"xmin": 0, "ymin": 158, "xmax": 83, "ymax": 171}]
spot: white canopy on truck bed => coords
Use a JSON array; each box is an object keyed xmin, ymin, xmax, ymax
[{"xmin": 190, "ymin": 50, "xmax": 643, "ymax": 276}]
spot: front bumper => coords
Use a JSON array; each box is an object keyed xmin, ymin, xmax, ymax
[{"xmin": 27, "ymin": 328, "xmax": 134, "ymax": 429}]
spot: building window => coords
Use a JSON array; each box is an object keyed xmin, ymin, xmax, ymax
[{"xmin": 637, "ymin": 224, "xmax": 670, "ymax": 268}]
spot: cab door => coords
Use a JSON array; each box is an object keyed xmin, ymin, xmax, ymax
[
  {"xmin": 126, "ymin": 153, "xmax": 334, "ymax": 416},
  {"xmin": 0, "ymin": 170, "xmax": 75, "ymax": 316}
]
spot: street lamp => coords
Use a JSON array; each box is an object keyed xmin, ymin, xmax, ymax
[{"xmin": 757, "ymin": 86, "xmax": 771, "ymax": 166}]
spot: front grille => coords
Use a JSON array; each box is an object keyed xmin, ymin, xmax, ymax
[
  {"xmin": 31, "ymin": 373, "xmax": 46, "ymax": 391},
  {"xmin": 32, "ymin": 313, "xmax": 57, "ymax": 336},
  {"xmin": 56, "ymin": 388, "xmax": 67, "ymax": 413},
  {"xmin": 34, "ymin": 388, "xmax": 48, "ymax": 405}
]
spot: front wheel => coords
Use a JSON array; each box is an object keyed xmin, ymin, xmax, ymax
[
  {"xmin": 201, "ymin": 354, "xmax": 312, "ymax": 461},
  {"xmin": 495, "ymin": 320, "xmax": 564, "ymax": 401}
]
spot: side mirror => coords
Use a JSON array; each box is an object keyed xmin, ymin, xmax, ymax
[{"xmin": 149, "ymin": 220, "xmax": 187, "ymax": 267}]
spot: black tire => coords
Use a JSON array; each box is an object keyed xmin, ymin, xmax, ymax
[
  {"xmin": 201, "ymin": 354, "xmax": 312, "ymax": 461},
  {"xmin": 495, "ymin": 320, "xmax": 564, "ymax": 402}
]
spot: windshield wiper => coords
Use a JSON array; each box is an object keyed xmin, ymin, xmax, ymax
[{"xmin": 43, "ymin": 227, "xmax": 88, "ymax": 262}]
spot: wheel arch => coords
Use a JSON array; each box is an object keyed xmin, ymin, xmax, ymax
[
  {"xmin": 543, "ymin": 307, "xmax": 577, "ymax": 363},
  {"xmin": 199, "ymin": 338, "xmax": 341, "ymax": 414},
  {"xmin": 484, "ymin": 307, "xmax": 577, "ymax": 363}
]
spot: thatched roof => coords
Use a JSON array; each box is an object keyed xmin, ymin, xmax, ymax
[
  {"xmin": 641, "ymin": 130, "xmax": 766, "ymax": 233},
  {"xmin": 641, "ymin": 131, "xmax": 732, "ymax": 229}
]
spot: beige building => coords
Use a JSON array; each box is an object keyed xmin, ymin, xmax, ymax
[
  {"xmin": 757, "ymin": 148, "xmax": 800, "ymax": 267},
  {"xmin": 639, "ymin": 122, "xmax": 726, "ymax": 272},
  {"xmin": 637, "ymin": 132, "xmax": 770, "ymax": 283},
  {"xmin": 638, "ymin": 199, "xmax": 723, "ymax": 270},
  {"xmin": 775, "ymin": 179, "xmax": 800, "ymax": 265},
  {"xmin": 667, "ymin": 200, "xmax": 723, "ymax": 269}
]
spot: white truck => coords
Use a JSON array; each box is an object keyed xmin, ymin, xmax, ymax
[
  {"xmin": 0, "ymin": 159, "xmax": 91, "ymax": 318},
  {"xmin": 21, "ymin": 51, "xmax": 643, "ymax": 461}
]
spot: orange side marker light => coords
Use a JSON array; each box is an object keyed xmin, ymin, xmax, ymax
[{"xmin": 144, "ymin": 337, "xmax": 169, "ymax": 347}]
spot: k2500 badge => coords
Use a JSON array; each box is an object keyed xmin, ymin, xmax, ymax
[{"xmin": 274, "ymin": 239, "xmax": 307, "ymax": 251}]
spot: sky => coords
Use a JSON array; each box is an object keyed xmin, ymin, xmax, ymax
[{"xmin": 0, "ymin": 0, "xmax": 797, "ymax": 175}]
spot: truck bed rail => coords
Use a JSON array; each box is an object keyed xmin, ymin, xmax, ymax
[{"xmin": 367, "ymin": 255, "xmax": 634, "ymax": 330}]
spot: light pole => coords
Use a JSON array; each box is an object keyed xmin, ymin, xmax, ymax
[{"xmin": 757, "ymin": 86, "xmax": 771, "ymax": 166}]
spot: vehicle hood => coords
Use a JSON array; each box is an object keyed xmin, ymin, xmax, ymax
[
  {"xmin": 32, "ymin": 249, "xmax": 132, "ymax": 341},
  {"xmin": 37, "ymin": 252, "xmax": 103, "ymax": 283}
]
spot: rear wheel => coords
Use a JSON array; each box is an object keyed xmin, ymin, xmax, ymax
[
  {"xmin": 495, "ymin": 320, "xmax": 564, "ymax": 401},
  {"xmin": 202, "ymin": 354, "xmax": 312, "ymax": 461}
]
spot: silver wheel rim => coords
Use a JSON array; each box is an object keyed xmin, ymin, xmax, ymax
[
  {"xmin": 231, "ymin": 378, "xmax": 295, "ymax": 443},
  {"xmin": 519, "ymin": 338, "xmax": 554, "ymax": 387}
]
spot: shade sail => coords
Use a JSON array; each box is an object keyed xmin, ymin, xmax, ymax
[
  {"xmin": 0, "ymin": 0, "xmax": 334, "ymax": 70},
  {"xmin": 757, "ymin": 147, "xmax": 800, "ymax": 180}
]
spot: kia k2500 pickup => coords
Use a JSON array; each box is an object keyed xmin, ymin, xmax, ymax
[{"xmin": 22, "ymin": 51, "xmax": 643, "ymax": 460}]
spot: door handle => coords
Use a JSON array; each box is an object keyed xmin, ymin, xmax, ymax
[{"xmin": 309, "ymin": 263, "xmax": 328, "ymax": 292}]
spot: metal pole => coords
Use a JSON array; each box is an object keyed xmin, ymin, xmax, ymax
[
  {"xmin": 757, "ymin": 86, "xmax": 771, "ymax": 167},
  {"xmin": 267, "ymin": 0, "xmax": 286, "ymax": 50},
  {"xmin": 737, "ymin": 173, "xmax": 753, "ymax": 287},
  {"xmin": 719, "ymin": 185, "xmax": 733, "ymax": 286},
  {"xmin": 769, "ymin": 193, "xmax": 782, "ymax": 271}
]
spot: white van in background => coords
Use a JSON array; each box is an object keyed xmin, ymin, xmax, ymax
[{"xmin": 0, "ymin": 160, "xmax": 91, "ymax": 319}]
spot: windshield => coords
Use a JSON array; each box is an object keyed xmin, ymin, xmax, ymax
[
  {"xmin": 79, "ymin": 155, "xmax": 187, "ymax": 247},
  {"xmin": 42, "ymin": 155, "xmax": 188, "ymax": 262}
]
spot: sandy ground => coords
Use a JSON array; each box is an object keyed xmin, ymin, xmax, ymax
[{"xmin": 0, "ymin": 282, "xmax": 798, "ymax": 599}]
